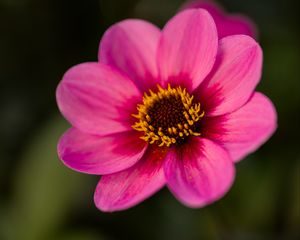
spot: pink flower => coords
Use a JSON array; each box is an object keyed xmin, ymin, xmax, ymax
[
  {"xmin": 180, "ymin": 0, "xmax": 257, "ymax": 39},
  {"xmin": 56, "ymin": 9, "xmax": 277, "ymax": 212}
]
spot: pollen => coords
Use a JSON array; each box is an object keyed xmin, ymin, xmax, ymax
[{"xmin": 132, "ymin": 84, "xmax": 205, "ymax": 147}]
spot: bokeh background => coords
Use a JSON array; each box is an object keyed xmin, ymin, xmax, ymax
[{"xmin": 1, "ymin": 0, "xmax": 299, "ymax": 239}]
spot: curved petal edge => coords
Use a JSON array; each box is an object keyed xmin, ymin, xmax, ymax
[
  {"xmin": 58, "ymin": 128, "xmax": 147, "ymax": 175},
  {"xmin": 164, "ymin": 137, "xmax": 235, "ymax": 207}
]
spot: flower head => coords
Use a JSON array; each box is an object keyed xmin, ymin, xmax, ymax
[{"xmin": 57, "ymin": 9, "xmax": 277, "ymax": 212}]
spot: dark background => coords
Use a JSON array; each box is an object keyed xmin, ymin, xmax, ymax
[{"xmin": 0, "ymin": 0, "xmax": 299, "ymax": 239}]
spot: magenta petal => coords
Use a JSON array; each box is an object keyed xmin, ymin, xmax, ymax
[
  {"xmin": 218, "ymin": 15, "xmax": 257, "ymax": 39},
  {"xmin": 157, "ymin": 9, "xmax": 218, "ymax": 91},
  {"xmin": 203, "ymin": 92, "xmax": 277, "ymax": 162},
  {"xmin": 180, "ymin": 1, "xmax": 257, "ymax": 39},
  {"xmin": 58, "ymin": 128, "xmax": 147, "ymax": 175},
  {"xmin": 56, "ymin": 62, "xmax": 141, "ymax": 135},
  {"xmin": 99, "ymin": 19, "xmax": 161, "ymax": 92},
  {"xmin": 197, "ymin": 35, "xmax": 262, "ymax": 116},
  {"xmin": 164, "ymin": 138, "xmax": 235, "ymax": 208},
  {"xmin": 94, "ymin": 146, "xmax": 167, "ymax": 212}
]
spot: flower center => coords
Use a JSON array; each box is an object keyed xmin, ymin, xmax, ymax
[{"xmin": 132, "ymin": 84, "xmax": 204, "ymax": 147}]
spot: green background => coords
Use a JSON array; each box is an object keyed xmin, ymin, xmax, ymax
[{"xmin": 0, "ymin": 0, "xmax": 299, "ymax": 239}]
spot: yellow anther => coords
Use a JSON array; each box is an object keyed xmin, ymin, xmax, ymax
[
  {"xmin": 172, "ymin": 127, "xmax": 177, "ymax": 134},
  {"xmin": 149, "ymin": 89, "xmax": 155, "ymax": 96},
  {"xmin": 146, "ymin": 115, "xmax": 151, "ymax": 122},
  {"xmin": 188, "ymin": 120, "xmax": 194, "ymax": 125},
  {"xmin": 183, "ymin": 129, "xmax": 188, "ymax": 135},
  {"xmin": 131, "ymin": 114, "xmax": 140, "ymax": 119},
  {"xmin": 184, "ymin": 103, "xmax": 190, "ymax": 109},
  {"xmin": 157, "ymin": 84, "xmax": 164, "ymax": 92},
  {"xmin": 140, "ymin": 136, "xmax": 149, "ymax": 141},
  {"xmin": 149, "ymin": 132, "xmax": 156, "ymax": 137},
  {"xmin": 183, "ymin": 111, "xmax": 190, "ymax": 120}
]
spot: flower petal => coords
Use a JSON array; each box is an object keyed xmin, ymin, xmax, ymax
[
  {"xmin": 180, "ymin": 1, "xmax": 257, "ymax": 39},
  {"xmin": 94, "ymin": 146, "xmax": 167, "ymax": 212},
  {"xmin": 164, "ymin": 138, "xmax": 235, "ymax": 208},
  {"xmin": 217, "ymin": 15, "xmax": 257, "ymax": 40},
  {"xmin": 197, "ymin": 34, "xmax": 262, "ymax": 116},
  {"xmin": 56, "ymin": 62, "xmax": 141, "ymax": 135},
  {"xmin": 202, "ymin": 92, "xmax": 277, "ymax": 162},
  {"xmin": 58, "ymin": 128, "xmax": 147, "ymax": 175},
  {"xmin": 99, "ymin": 19, "xmax": 161, "ymax": 92},
  {"xmin": 157, "ymin": 9, "xmax": 218, "ymax": 91}
]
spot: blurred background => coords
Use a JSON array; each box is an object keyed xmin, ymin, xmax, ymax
[{"xmin": 0, "ymin": 0, "xmax": 299, "ymax": 239}]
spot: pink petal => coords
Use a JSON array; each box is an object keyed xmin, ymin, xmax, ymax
[
  {"xmin": 217, "ymin": 15, "xmax": 257, "ymax": 39},
  {"xmin": 164, "ymin": 137, "xmax": 235, "ymax": 208},
  {"xmin": 99, "ymin": 19, "xmax": 161, "ymax": 92},
  {"xmin": 94, "ymin": 146, "xmax": 167, "ymax": 212},
  {"xmin": 157, "ymin": 9, "xmax": 218, "ymax": 91},
  {"xmin": 56, "ymin": 62, "xmax": 141, "ymax": 135},
  {"xmin": 196, "ymin": 34, "xmax": 262, "ymax": 116},
  {"xmin": 58, "ymin": 128, "xmax": 147, "ymax": 175},
  {"xmin": 180, "ymin": 1, "xmax": 257, "ymax": 39},
  {"xmin": 202, "ymin": 92, "xmax": 277, "ymax": 162}
]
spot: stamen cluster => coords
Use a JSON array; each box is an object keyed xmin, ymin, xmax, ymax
[{"xmin": 132, "ymin": 85, "xmax": 204, "ymax": 147}]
